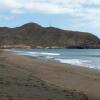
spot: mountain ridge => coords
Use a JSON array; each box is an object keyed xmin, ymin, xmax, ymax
[{"xmin": 0, "ymin": 22, "xmax": 100, "ymax": 49}]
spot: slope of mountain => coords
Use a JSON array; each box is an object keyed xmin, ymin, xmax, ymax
[{"xmin": 0, "ymin": 22, "xmax": 100, "ymax": 49}]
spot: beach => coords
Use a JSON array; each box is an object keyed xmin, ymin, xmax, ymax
[{"xmin": 0, "ymin": 50, "xmax": 100, "ymax": 100}]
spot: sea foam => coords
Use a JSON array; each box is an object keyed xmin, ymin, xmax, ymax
[{"xmin": 55, "ymin": 58, "xmax": 92, "ymax": 68}]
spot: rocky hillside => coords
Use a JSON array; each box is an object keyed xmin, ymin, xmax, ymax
[{"xmin": 0, "ymin": 22, "xmax": 100, "ymax": 49}]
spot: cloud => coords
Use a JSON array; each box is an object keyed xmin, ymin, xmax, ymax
[
  {"xmin": 0, "ymin": 0, "xmax": 100, "ymax": 27},
  {"xmin": 0, "ymin": 0, "xmax": 100, "ymax": 14}
]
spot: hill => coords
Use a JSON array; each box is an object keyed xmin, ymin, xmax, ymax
[{"xmin": 0, "ymin": 22, "xmax": 100, "ymax": 49}]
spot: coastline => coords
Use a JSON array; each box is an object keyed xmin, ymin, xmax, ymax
[
  {"xmin": 1, "ymin": 50, "xmax": 100, "ymax": 100},
  {"xmin": 6, "ymin": 48, "xmax": 100, "ymax": 69}
]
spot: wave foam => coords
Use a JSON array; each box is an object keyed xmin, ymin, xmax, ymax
[
  {"xmin": 40, "ymin": 52, "xmax": 60, "ymax": 56},
  {"xmin": 56, "ymin": 58, "xmax": 92, "ymax": 67},
  {"xmin": 14, "ymin": 51, "xmax": 60, "ymax": 58}
]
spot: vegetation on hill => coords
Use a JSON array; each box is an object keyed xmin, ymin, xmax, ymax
[{"xmin": 0, "ymin": 22, "xmax": 100, "ymax": 49}]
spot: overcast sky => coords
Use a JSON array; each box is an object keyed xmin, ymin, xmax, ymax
[{"xmin": 0, "ymin": 0, "xmax": 100, "ymax": 38}]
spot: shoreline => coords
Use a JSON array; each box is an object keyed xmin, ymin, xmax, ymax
[
  {"xmin": 1, "ymin": 50, "xmax": 100, "ymax": 100},
  {"xmin": 4, "ymin": 48, "xmax": 100, "ymax": 70}
]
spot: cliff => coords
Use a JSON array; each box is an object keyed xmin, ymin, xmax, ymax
[{"xmin": 0, "ymin": 22, "xmax": 100, "ymax": 49}]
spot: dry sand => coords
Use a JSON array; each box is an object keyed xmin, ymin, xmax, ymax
[{"xmin": 0, "ymin": 50, "xmax": 100, "ymax": 100}]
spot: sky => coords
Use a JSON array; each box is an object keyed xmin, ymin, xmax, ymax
[{"xmin": 0, "ymin": 0, "xmax": 100, "ymax": 38}]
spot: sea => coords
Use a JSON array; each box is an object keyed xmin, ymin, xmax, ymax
[{"xmin": 8, "ymin": 48, "xmax": 100, "ymax": 69}]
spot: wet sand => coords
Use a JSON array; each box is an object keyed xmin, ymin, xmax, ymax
[{"xmin": 0, "ymin": 50, "xmax": 100, "ymax": 100}]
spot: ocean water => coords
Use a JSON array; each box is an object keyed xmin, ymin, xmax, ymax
[{"xmin": 8, "ymin": 49, "xmax": 100, "ymax": 69}]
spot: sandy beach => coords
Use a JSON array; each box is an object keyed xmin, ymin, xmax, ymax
[{"xmin": 0, "ymin": 50, "xmax": 100, "ymax": 100}]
